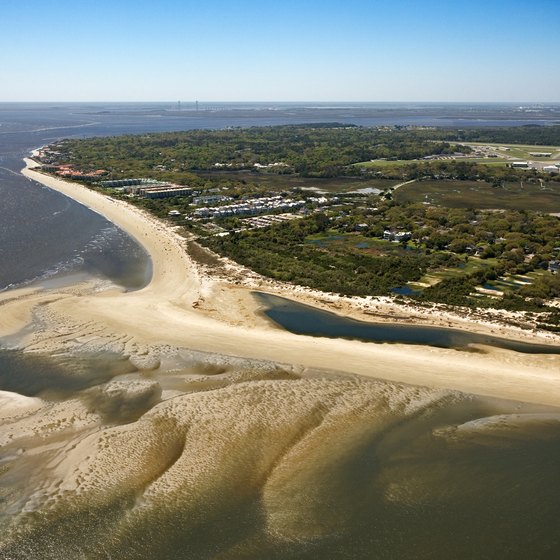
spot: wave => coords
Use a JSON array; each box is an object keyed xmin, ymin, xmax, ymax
[{"xmin": 0, "ymin": 225, "xmax": 122, "ymax": 293}]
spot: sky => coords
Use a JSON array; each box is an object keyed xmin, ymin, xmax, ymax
[{"xmin": 1, "ymin": 0, "xmax": 559, "ymax": 102}]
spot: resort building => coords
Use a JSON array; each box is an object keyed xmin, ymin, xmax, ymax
[
  {"xmin": 193, "ymin": 196, "xmax": 305, "ymax": 219},
  {"xmin": 139, "ymin": 185, "xmax": 193, "ymax": 199},
  {"xmin": 100, "ymin": 178, "xmax": 163, "ymax": 188}
]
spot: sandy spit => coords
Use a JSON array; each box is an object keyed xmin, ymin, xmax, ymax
[{"xmin": 1, "ymin": 161, "xmax": 558, "ymax": 407}]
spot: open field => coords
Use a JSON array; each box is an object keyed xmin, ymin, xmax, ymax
[
  {"xmin": 355, "ymin": 157, "xmax": 510, "ymax": 170},
  {"xmin": 408, "ymin": 258, "xmax": 500, "ymax": 291},
  {"xmin": 394, "ymin": 179, "xmax": 560, "ymax": 211},
  {"xmin": 453, "ymin": 157, "xmax": 509, "ymax": 165},
  {"xmin": 466, "ymin": 142, "xmax": 560, "ymax": 161},
  {"xmin": 194, "ymin": 170, "xmax": 400, "ymax": 193},
  {"xmin": 355, "ymin": 159, "xmax": 421, "ymax": 168},
  {"xmin": 306, "ymin": 232, "xmax": 409, "ymax": 255}
]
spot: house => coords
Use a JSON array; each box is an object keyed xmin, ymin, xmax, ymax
[
  {"xmin": 548, "ymin": 260, "xmax": 560, "ymax": 274},
  {"xmin": 383, "ymin": 230, "xmax": 411, "ymax": 242},
  {"xmin": 394, "ymin": 231, "xmax": 412, "ymax": 243}
]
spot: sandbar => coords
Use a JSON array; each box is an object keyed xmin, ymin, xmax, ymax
[{"xmin": 1, "ymin": 160, "xmax": 559, "ymax": 407}]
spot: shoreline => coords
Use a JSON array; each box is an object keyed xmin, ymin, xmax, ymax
[{"xmin": 1, "ymin": 159, "xmax": 559, "ymax": 407}]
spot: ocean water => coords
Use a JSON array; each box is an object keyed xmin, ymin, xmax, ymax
[{"xmin": 1, "ymin": 103, "xmax": 560, "ymax": 559}]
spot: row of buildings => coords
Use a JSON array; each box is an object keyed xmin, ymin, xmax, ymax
[
  {"xmin": 42, "ymin": 164, "xmax": 107, "ymax": 181},
  {"xmin": 100, "ymin": 178, "xmax": 195, "ymax": 198},
  {"xmin": 510, "ymin": 162, "xmax": 560, "ymax": 173},
  {"xmin": 193, "ymin": 196, "xmax": 305, "ymax": 219}
]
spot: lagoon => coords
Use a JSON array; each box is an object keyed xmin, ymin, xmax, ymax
[{"xmin": 255, "ymin": 292, "xmax": 560, "ymax": 354}]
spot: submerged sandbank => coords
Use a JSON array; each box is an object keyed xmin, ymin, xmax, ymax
[{"xmin": 1, "ymin": 351, "xmax": 559, "ymax": 559}]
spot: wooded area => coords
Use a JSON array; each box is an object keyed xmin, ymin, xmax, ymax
[{"xmin": 43, "ymin": 124, "xmax": 560, "ymax": 330}]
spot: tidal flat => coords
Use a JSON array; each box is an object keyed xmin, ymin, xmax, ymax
[{"xmin": 1, "ymin": 349, "xmax": 559, "ymax": 560}]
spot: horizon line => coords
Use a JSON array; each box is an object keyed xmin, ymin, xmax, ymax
[{"xmin": 1, "ymin": 100, "xmax": 560, "ymax": 105}]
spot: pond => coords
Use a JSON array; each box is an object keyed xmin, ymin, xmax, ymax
[{"xmin": 254, "ymin": 292, "xmax": 560, "ymax": 354}]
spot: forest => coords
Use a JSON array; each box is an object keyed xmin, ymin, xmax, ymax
[
  {"xmin": 41, "ymin": 124, "xmax": 560, "ymax": 330},
  {"xmin": 51, "ymin": 123, "xmax": 560, "ymax": 180},
  {"xmin": 200, "ymin": 204, "xmax": 560, "ymax": 331}
]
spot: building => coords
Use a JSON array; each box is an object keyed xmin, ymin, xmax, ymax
[
  {"xmin": 100, "ymin": 178, "xmax": 162, "ymax": 188},
  {"xmin": 55, "ymin": 166, "xmax": 107, "ymax": 180},
  {"xmin": 193, "ymin": 195, "xmax": 232, "ymax": 206},
  {"xmin": 383, "ymin": 230, "xmax": 411, "ymax": 242},
  {"xmin": 100, "ymin": 178, "xmax": 192, "ymax": 197},
  {"xmin": 139, "ymin": 185, "xmax": 193, "ymax": 199},
  {"xmin": 193, "ymin": 196, "xmax": 305, "ymax": 219}
]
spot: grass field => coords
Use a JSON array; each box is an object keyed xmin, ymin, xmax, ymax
[
  {"xmin": 453, "ymin": 157, "xmax": 509, "ymax": 165},
  {"xmin": 466, "ymin": 142, "xmax": 560, "ymax": 161},
  {"xmin": 195, "ymin": 170, "xmax": 400, "ymax": 193},
  {"xmin": 394, "ymin": 179, "xmax": 560, "ymax": 211},
  {"xmin": 409, "ymin": 257, "xmax": 499, "ymax": 288},
  {"xmin": 355, "ymin": 159, "xmax": 420, "ymax": 168},
  {"xmin": 355, "ymin": 156, "xmax": 510, "ymax": 170},
  {"xmin": 405, "ymin": 260, "xmax": 543, "ymax": 297},
  {"xmin": 306, "ymin": 232, "xmax": 406, "ymax": 255}
]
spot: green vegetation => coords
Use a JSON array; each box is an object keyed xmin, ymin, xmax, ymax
[
  {"xmin": 51, "ymin": 123, "xmax": 560, "ymax": 189},
  {"xmin": 49, "ymin": 124, "xmax": 476, "ymax": 179},
  {"xmin": 394, "ymin": 179, "xmax": 560, "ymax": 212},
  {"xmin": 201, "ymin": 214, "xmax": 448, "ymax": 296},
  {"xmin": 465, "ymin": 142, "xmax": 560, "ymax": 159},
  {"xmin": 194, "ymin": 171, "xmax": 400, "ymax": 193},
  {"xmin": 41, "ymin": 123, "xmax": 560, "ymax": 331},
  {"xmin": 437, "ymin": 126, "xmax": 560, "ymax": 147}
]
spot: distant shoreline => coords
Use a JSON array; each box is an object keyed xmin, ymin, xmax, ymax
[{"xmin": 0, "ymin": 157, "xmax": 558, "ymax": 407}]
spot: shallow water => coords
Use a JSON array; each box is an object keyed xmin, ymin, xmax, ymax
[
  {"xmin": 254, "ymin": 292, "xmax": 560, "ymax": 354},
  {"xmin": 0, "ymin": 349, "xmax": 559, "ymax": 559},
  {"xmin": 0, "ymin": 349, "xmax": 136, "ymax": 398}
]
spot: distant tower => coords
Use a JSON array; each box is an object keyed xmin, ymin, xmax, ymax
[
  {"xmin": 177, "ymin": 100, "xmax": 181, "ymax": 112},
  {"xmin": 195, "ymin": 100, "xmax": 199, "ymax": 112}
]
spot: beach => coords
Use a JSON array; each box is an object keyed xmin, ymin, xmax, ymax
[
  {"xmin": 0, "ymin": 159, "xmax": 557, "ymax": 406},
  {"xmin": 1, "ymin": 158, "xmax": 560, "ymax": 558}
]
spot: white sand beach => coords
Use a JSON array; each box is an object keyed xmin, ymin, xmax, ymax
[
  {"xmin": 2, "ymin": 159, "xmax": 560, "ymax": 558},
  {"xmin": 1, "ymin": 161, "xmax": 559, "ymax": 407}
]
